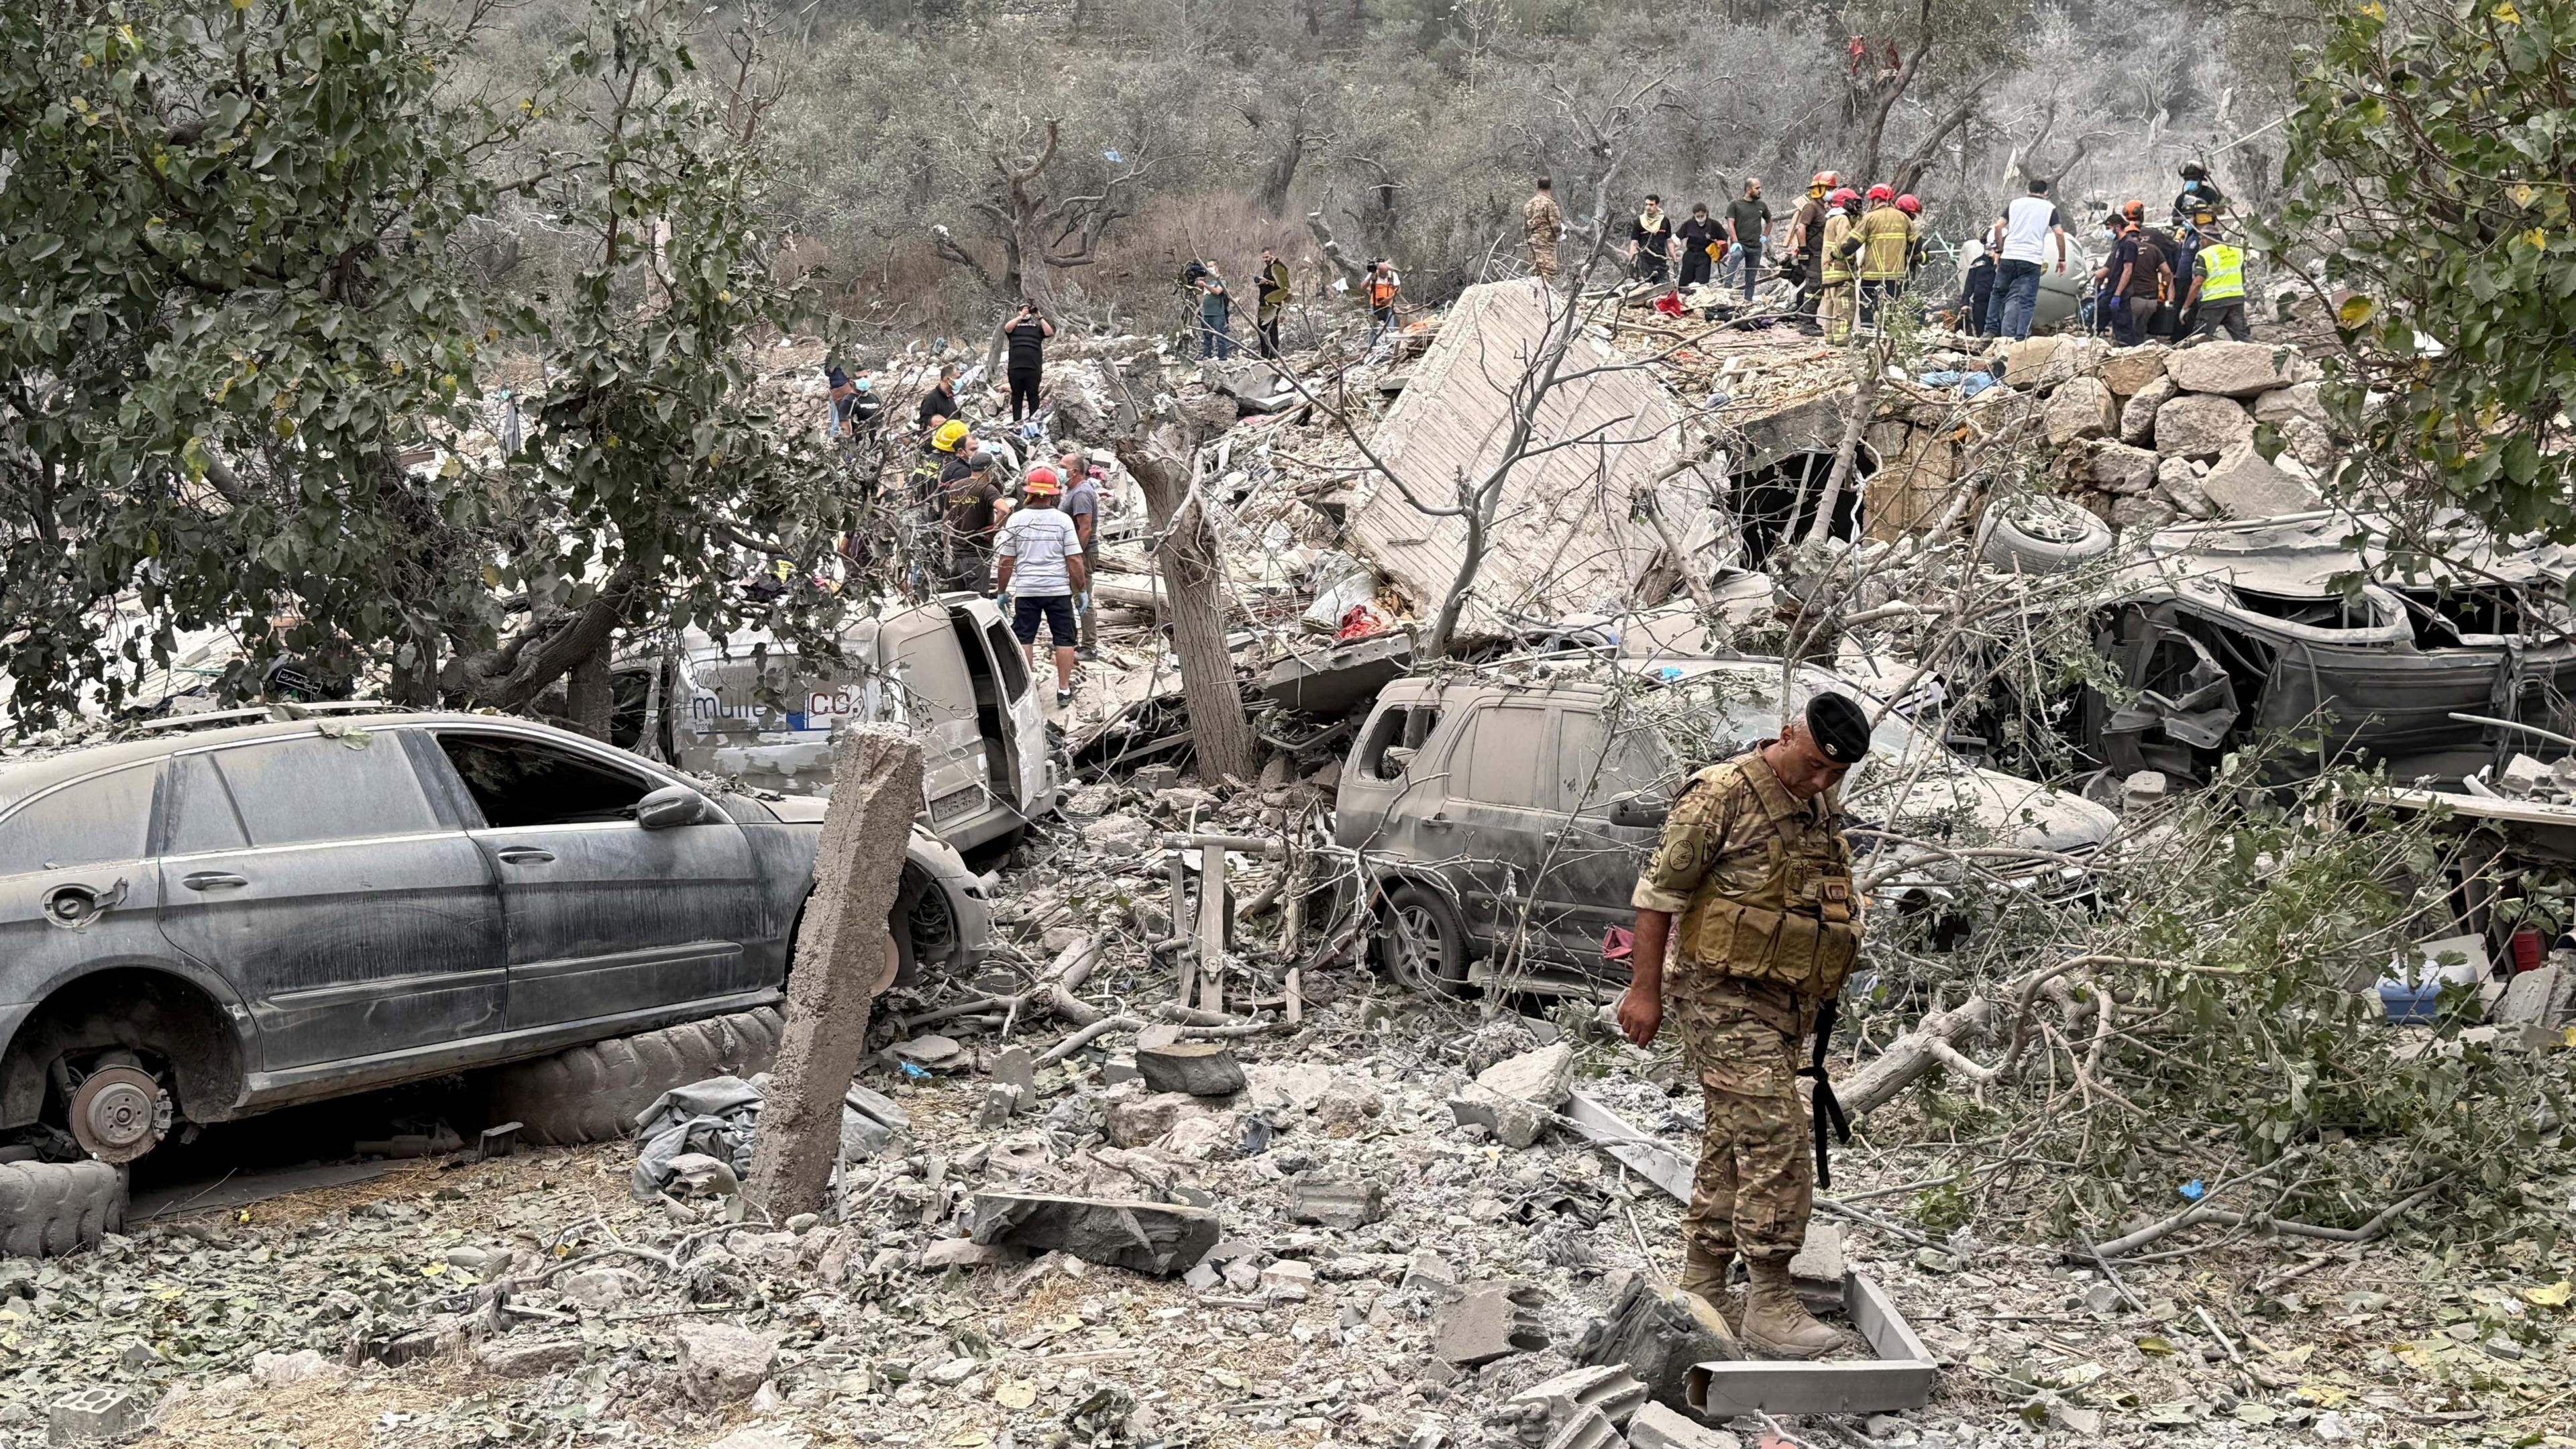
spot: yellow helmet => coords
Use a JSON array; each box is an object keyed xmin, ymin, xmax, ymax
[{"xmin": 933, "ymin": 420, "xmax": 969, "ymax": 452}]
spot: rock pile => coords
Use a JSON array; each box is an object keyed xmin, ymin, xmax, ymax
[{"xmin": 1984, "ymin": 336, "xmax": 2339, "ymax": 533}]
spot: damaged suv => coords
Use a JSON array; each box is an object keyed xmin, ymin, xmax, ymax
[
  {"xmin": 0, "ymin": 710, "xmax": 989, "ymax": 1173},
  {"xmin": 1334, "ymin": 657, "xmax": 2116, "ymax": 996},
  {"xmin": 2015, "ymin": 515, "xmax": 2576, "ymax": 786}
]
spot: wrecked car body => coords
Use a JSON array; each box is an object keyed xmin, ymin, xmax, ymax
[
  {"xmin": 614, "ymin": 593, "xmax": 1055, "ymax": 853},
  {"xmin": 0, "ymin": 710, "xmax": 988, "ymax": 1166},
  {"xmin": 2059, "ymin": 515, "xmax": 2576, "ymax": 787},
  {"xmin": 1334, "ymin": 656, "xmax": 2116, "ymax": 997}
]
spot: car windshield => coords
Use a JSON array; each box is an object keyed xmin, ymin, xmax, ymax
[{"xmin": 1635, "ymin": 665, "xmax": 1931, "ymax": 772}]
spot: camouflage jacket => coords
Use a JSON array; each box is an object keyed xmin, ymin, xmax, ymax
[{"xmin": 1523, "ymin": 192, "xmax": 1563, "ymax": 243}]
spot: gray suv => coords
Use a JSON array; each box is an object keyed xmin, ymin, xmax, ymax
[
  {"xmin": 0, "ymin": 710, "xmax": 989, "ymax": 1167},
  {"xmin": 1336, "ymin": 657, "xmax": 2116, "ymax": 997}
]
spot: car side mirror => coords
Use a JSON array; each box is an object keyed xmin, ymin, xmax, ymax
[
  {"xmin": 636, "ymin": 784, "xmax": 719, "ymax": 829},
  {"xmin": 1609, "ymin": 794, "xmax": 1670, "ymax": 828},
  {"xmin": 1379, "ymin": 746, "xmax": 1417, "ymax": 777}
]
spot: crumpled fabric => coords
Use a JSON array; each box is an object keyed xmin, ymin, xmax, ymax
[
  {"xmin": 1917, "ymin": 369, "xmax": 1999, "ymax": 398},
  {"xmin": 629, "ymin": 1073, "xmax": 912, "ymax": 1200}
]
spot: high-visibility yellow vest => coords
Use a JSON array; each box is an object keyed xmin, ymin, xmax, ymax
[
  {"xmin": 2198, "ymin": 244, "xmax": 2246, "ymax": 301},
  {"xmin": 1821, "ymin": 213, "xmax": 1856, "ymax": 284}
]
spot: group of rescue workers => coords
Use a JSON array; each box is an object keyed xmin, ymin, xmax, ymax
[{"xmin": 1518, "ymin": 160, "xmax": 2251, "ymax": 348}]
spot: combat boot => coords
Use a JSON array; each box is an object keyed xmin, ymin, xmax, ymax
[
  {"xmin": 1740, "ymin": 1254, "xmax": 1843, "ymax": 1360},
  {"xmin": 1678, "ymin": 1242, "xmax": 1740, "ymax": 1329}
]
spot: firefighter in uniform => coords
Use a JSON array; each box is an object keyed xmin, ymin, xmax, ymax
[{"xmin": 1618, "ymin": 693, "xmax": 1874, "ymax": 1360}]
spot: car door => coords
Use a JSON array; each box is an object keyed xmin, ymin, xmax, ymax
[
  {"xmin": 423, "ymin": 727, "xmax": 765, "ymax": 1030},
  {"xmin": 1545, "ymin": 704, "xmax": 1673, "ymax": 978},
  {"xmin": 0, "ymin": 761, "xmax": 174, "ymax": 1031},
  {"xmin": 155, "ymin": 731, "xmax": 509, "ymax": 1071},
  {"xmin": 1436, "ymin": 702, "xmax": 1562, "ymax": 971}
]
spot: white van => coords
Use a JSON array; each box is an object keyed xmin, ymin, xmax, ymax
[{"xmin": 614, "ymin": 594, "xmax": 1054, "ymax": 852}]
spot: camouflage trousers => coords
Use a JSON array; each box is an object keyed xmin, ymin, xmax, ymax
[
  {"xmin": 1676, "ymin": 996, "xmax": 1812, "ymax": 1260},
  {"xmin": 1528, "ymin": 237, "xmax": 1560, "ymax": 278}
]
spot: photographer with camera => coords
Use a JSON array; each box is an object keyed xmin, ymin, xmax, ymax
[{"xmin": 993, "ymin": 301, "xmax": 1055, "ymax": 423}]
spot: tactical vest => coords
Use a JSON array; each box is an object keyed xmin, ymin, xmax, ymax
[
  {"xmin": 2198, "ymin": 244, "xmax": 2246, "ymax": 301},
  {"xmin": 1676, "ymin": 761, "xmax": 1862, "ymax": 1001}
]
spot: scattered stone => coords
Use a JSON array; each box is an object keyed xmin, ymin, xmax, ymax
[
  {"xmin": 1628, "ymin": 1401, "xmax": 1744, "ymax": 1449},
  {"xmin": 1260, "ymin": 1259, "xmax": 1316, "ymax": 1299},
  {"xmin": 921, "ymin": 1237, "xmax": 1018, "ymax": 1270},
  {"xmin": 1433, "ymin": 1281, "xmax": 1550, "ymax": 1366},
  {"xmin": 1130, "ymin": 763, "xmax": 1181, "ymax": 792},
  {"xmin": 1103, "ymin": 1089, "xmax": 1195, "ymax": 1147},
  {"xmin": 2110, "ymin": 494, "xmax": 2178, "ymax": 531},
  {"xmin": 117, "ymin": 1339, "xmax": 160, "ymax": 1369},
  {"xmin": 1089, "ymin": 814, "xmax": 1156, "ymax": 856},
  {"xmin": 2043, "ymin": 377, "xmax": 2118, "ymax": 445},
  {"xmin": 1539, "ymin": 1404, "xmax": 1622, "ymax": 1449},
  {"xmin": 2167, "ymin": 339, "xmax": 2304, "ymax": 397},
  {"xmin": 892, "ymin": 1034, "xmax": 964, "ymax": 1071},
  {"xmin": 2496, "ymin": 965, "xmax": 2575, "ymax": 1028},
  {"xmin": 2153, "ymin": 392, "xmax": 2255, "ymax": 460},
  {"xmin": 46, "ymin": 1388, "xmax": 144, "ymax": 1446},
  {"xmin": 1136, "ymin": 1041, "xmax": 1248, "ymax": 1097},
  {"xmin": 252, "ymin": 1348, "xmax": 347, "ymax": 1388},
  {"xmin": 2153, "ymin": 455, "xmax": 2214, "ymax": 518},
  {"xmin": 1572, "ymin": 1275, "xmax": 1738, "ymax": 1408},
  {"xmin": 676, "ymin": 1321, "xmax": 778, "ymax": 1404},
  {"xmin": 2200, "ymin": 440, "xmax": 2323, "ymax": 518},
  {"xmin": 1100, "ymin": 1055, "xmax": 1143, "ymax": 1085},
  {"xmin": 991, "ymin": 1045, "xmax": 1036, "ymax": 1096},
  {"xmin": 979, "ymin": 1083, "xmax": 1032, "ymax": 1126},
  {"xmin": 2087, "ymin": 440, "xmax": 2159, "ymax": 494},
  {"xmin": 559, "ymin": 1267, "xmax": 635, "ymax": 1311},
  {"xmin": 2253, "ymin": 379, "xmax": 2326, "ymax": 426},
  {"xmin": 2003, "ymin": 335, "xmax": 2102, "ymax": 390},
  {"xmin": 2278, "ymin": 414, "xmax": 2339, "ymax": 472},
  {"xmin": 2123, "ymin": 771, "xmax": 2170, "ymax": 812},
  {"xmin": 477, "ymin": 1337, "xmax": 583, "ymax": 1379},
  {"xmin": 2120, "ymin": 374, "xmax": 2176, "ymax": 443},
  {"xmin": 1787, "ymin": 1222, "xmax": 1845, "ymax": 1311},
  {"xmin": 2101, "ymin": 343, "xmax": 2170, "ymax": 397},
  {"xmin": 969, "ymin": 1191, "xmax": 1221, "ymax": 1275},
  {"xmin": 2049, "ymin": 1401, "xmax": 2105, "ymax": 1436},
  {"xmin": 1509, "ymin": 1364, "xmax": 1648, "ymax": 1429},
  {"xmin": 708, "ymin": 1430, "xmax": 807, "ymax": 1449},
  {"xmin": 1312, "ymin": 1075, "xmax": 1386, "ymax": 1131},
  {"xmin": 1402, "ymin": 1250, "xmax": 1462, "ymax": 1299},
  {"xmin": 1449, "ymin": 1085, "xmax": 1546, "ymax": 1150},
  {"xmin": 1287, "ymin": 1174, "xmax": 1388, "ymax": 1230}
]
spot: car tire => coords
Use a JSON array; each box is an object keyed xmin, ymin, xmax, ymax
[
  {"xmin": 1372, "ymin": 882, "xmax": 1472, "ymax": 996},
  {"xmin": 482, "ymin": 1008, "xmax": 786, "ymax": 1147},
  {"xmin": 1978, "ymin": 495, "xmax": 2114, "ymax": 572},
  {"xmin": 0, "ymin": 1159, "xmax": 125, "ymax": 1259}
]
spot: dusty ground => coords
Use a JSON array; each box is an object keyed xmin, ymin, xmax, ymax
[{"xmin": 7, "ymin": 973, "xmax": 2571, "ymax": 1449}]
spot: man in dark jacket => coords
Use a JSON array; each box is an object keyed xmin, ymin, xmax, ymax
[
  {"xmin": 917, "ymin": 364, "xmax": 961, "ymax": 431},
  {"xmin": 1629, "ymin": 195, "xmax": 1676, "ymax": 283},
  {"xmin": 1676, "ymin": 204, "xmax": 1724, "ymax": 290}
]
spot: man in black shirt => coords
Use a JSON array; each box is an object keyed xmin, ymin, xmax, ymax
[
  {"xmin": 916, "ymin": 363, "xmax": 961, "ymax": 431},
  {"xmin": 996, "ymin": 303, "xmax": 1054, "ymax": 423},
  {"xmin": 1676, "ymin": 204, "xmax": 1723, "ymax": 290}
]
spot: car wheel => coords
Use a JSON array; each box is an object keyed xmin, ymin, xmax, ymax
[
  {"xmin": 481, "ymin": 1008, "xmax": 786, "ymax": 1146},
  {"xmin": 0, "ymin": 1159, "xmax": 125, "ymax": 1259},
  {"xmin": 1373, "ymin": 882, "xmax": 1472, "ymax": 996},
  {"xmin": 1978, "ymin": 494, "xmax": 2114, "ymax": 572}
]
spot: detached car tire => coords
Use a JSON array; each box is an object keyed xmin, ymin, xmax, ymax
[
  {"xmin": 0, "ymin": 1159, "xmax": 125, "ymax": 1259},
  {"xmin": 1978, "ymin": 495, "xmax": 2114, "ymax": 572},
  {"xmin": 1373, "ymin": 882, "xmax": 1472, "ymax": 996},
  {"xmin": 482, "ymin": 1008, "xmax": 785, "ymax": 1146}
]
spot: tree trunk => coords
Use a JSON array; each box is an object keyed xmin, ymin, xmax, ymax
[
  {"xmin": 564, "ymin": 637, "xmax": 614, "ymax": 741},
  {"xmin": 1130, "ymin": 444, "xmax": 1260, "ymax": 783}
]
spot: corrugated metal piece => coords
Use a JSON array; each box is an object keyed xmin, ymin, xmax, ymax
[{"xmin": 1345, "ymin": 280, "xmax": 1717, "ymax": 641}]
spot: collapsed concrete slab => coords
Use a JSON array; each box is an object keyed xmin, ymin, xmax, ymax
[{"xmin": 1341, "ymin": 278, "xmax": 1721, "ymax": 640}]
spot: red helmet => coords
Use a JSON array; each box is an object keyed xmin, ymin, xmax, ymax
[
  {"xmin": 1022, "ymin": 466, "xmax": 1061, "ymax": 494},
  {"xmin": 1895, "ymin": 193, "xmax": 1922, "ymax": 217},
  {"xmin": 1866, "ymin": 184, "xmax": 1895, "ymax": 205},
  {"xmin": 1828, "ymin": 187, "xmax": 1860, "ymax": 208},
  {"xmin": 1811, "ymin": 170, "xmax": 1840, "ymax": 191}
]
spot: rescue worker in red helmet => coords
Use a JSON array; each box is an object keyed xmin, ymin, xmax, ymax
[
  {"xmin": 1819, "ymin": 188, "xmax": 1864, "ymax": 342},
  {"xmin": 1895, "ymin": 195, "xmax": 1927, "ymax": 283},
  {"xmin": 1847, "ymin": 186, "xmax": 1916, "ymax": 335}
]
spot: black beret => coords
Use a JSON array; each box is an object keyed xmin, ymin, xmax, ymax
[{"xmin": 1805, "ymin": 692, "xmax": 1872, "ymax": 765}]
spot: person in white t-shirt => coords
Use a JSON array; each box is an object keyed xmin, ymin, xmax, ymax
[
  {"xmin": 1984, "ymin": 176, "xmax": 2070, "ymax": 341},
  {"xmin": 994, "ymin": 468, "xmax": 1089, "ymax": 708}
]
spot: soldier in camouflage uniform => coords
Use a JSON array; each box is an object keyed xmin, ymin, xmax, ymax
[
  {"xmin": 1524, "ymin": 177, "xmax": 1564, "ymax": 281},
  {"xmin": 1619, "ymin": 692, "xmax": 1874, "ymax": 1359}
]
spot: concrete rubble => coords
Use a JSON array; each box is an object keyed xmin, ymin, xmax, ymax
[{"xmin": 8, "ymin": 288, "xmax": 2574, "ymax": 1449}]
